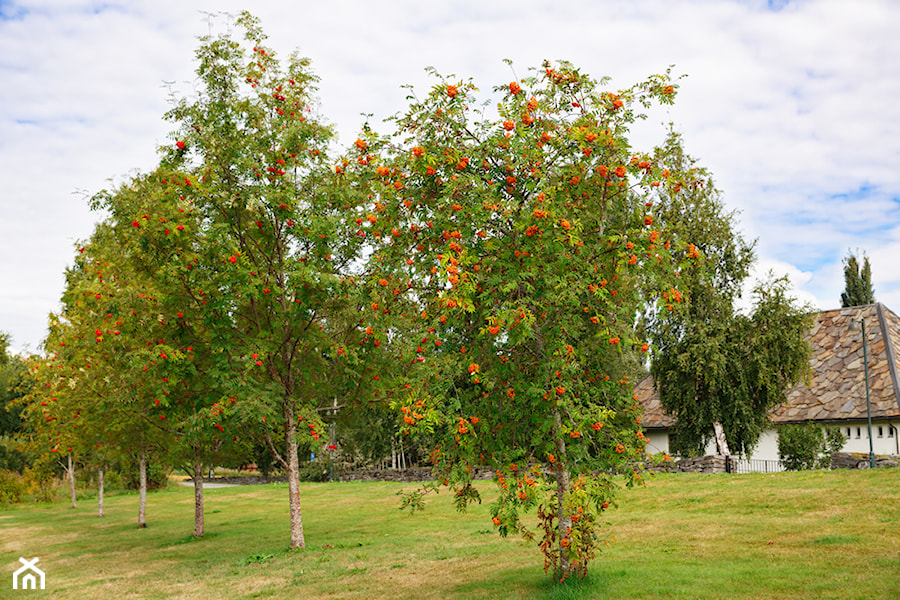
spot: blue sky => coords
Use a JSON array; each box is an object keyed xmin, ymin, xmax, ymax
[{"xmin": 2, "ymin": 0, "xmax": 899, "ymax": 354}]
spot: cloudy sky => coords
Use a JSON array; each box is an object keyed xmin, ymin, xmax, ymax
[{"xmin": 2, "ymin": 0, "xmax": 899, "ymax": 354}]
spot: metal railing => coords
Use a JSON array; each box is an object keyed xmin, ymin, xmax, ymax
[{"xmin": 725, "ymin": 456, "xmax": 785, "ymax": 474}]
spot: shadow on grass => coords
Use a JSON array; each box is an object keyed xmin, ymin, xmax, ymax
[
  {"xmin": 534, "ymin": 573, "xmax": 606, "ymax": 600},
  {"xmin": 452, "ymin": 565, "xmax": 610, "ymax": 600},
  {"xmin": 167, "ymin": 531, "xmax": 224, "ymax": 546}
]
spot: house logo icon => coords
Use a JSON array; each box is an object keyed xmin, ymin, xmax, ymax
[{"xmin": 12, "ymin": 557, "xmax": 45, "ymax": 590}]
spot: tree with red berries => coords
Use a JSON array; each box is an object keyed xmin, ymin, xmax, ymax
[
  {"xmin": 91, "ymin": 12, "xmax": 384, "ymax": 549},
  {"xmin": 364, "ymin": 62, "xmax": 693, "ymax": 580},
  {"xmin": 21, "ymin": 225, "xmax": 181, "ymax": 526}
]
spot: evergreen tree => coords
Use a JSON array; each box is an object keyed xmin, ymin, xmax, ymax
[{"xmin": 840, "ymin": 251, "xmax": 874, "ymax": 307}]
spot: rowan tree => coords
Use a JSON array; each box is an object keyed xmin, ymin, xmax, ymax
[
  {"xmin": 21, "ymin": 227, "xmax": 180, "ymax": 525},
  {"xmin": 90, "ymin": 12, "xmax": 385, "ymax": 548},
  {"xmin": 87, "ymin": 179, "xmax": 255, "ymax": 536},
  {"xmin": 364, "ymin": 61, "xmax": 693, "ymax": 580}
]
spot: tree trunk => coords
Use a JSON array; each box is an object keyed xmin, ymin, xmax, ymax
[
  {"xmin": 285, "ymin": 418, "xmax": 306, "ymax": 549},
  {"xmin": 713, "ymin": 421, "xmax": 731, "ymax": 456},
  {"xmin": 97, "ymin": 466, "xmax": 104, "ymax": 518},
  {"xmin": 192, "ymin": 462, "xmax": 205, "ymax": 538},
  {"xmin": 552, "ymin": 409, "xmax": 573, "ymax": 580},
  {"xmin": 138, "ymin": 449, "xmax": 148, "ymax": 528},
  {"xmin": 67, "ymin": 454, "xmax": 77, "ymax": 508},
  {"xmin": 400, "ymin": 438, "xmax": 407, "ymax": 470}
]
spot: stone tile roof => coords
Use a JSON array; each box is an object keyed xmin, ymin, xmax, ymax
[
  {"xmin": 633, "ymin": 374, "xmax": 674, "ymax": 429},
  {"xmin": 636, "ymin": 303, "xmax": 900, "ymax": 429}
]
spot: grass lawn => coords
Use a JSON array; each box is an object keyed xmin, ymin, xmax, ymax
[{"xmin": 1, "ymin": 468, "xmax": 898, "ymax": 599}]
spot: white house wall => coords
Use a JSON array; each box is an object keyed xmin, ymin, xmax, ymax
[
  {"xmin": 645, "ymin": 430, "xmax": 669, "ymax": 456},
  {"xmin": 835, "ymin": 420, "xmax": 900, "ymax": 456},
  {"xmin": 644, "ymin": 420, "xmax": 900, "ymax": 461}
]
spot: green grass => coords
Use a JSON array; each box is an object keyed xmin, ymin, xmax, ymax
[{"xmin": 1, "ymin": 469, "xmax": 899, "ymax": 599}]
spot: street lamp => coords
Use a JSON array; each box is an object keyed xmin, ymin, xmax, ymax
[{"xmin": 849, "ymin": 317, "xmax": 877, "ymax": 468}]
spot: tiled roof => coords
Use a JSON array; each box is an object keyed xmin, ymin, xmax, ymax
[{"xmin": 636, "ymin": 303, "xmax": 900, "ymax": 429}]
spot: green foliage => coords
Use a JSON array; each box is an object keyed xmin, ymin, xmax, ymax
[
  {"xmin": 0, "ymin": 332, "xmax": 32, "ymax": 472},
  {"xmin": 656, "ymin": 275, "xmax": 814, "ymax": 457},
  {"xmin": 22, "ymin": 461, "xmax": 59, "ymax": 503},
  {"xmin": 0, "ymin": 468, "xmax": 26, "ymax": 506},
  {"xmin": 297, "ymin": 459, "xmax": 328, "ymax": 482},
  {"xmin": 840, "ymin": 251, "xmax": 875, "ymax": 307},
  {"xmin": 80, "ymin": 12, "xmax": 387, "ymax": 547},
  {"xmin": 824, "ymin": 426, "xmax": 846, "ymax": 457},
  {"xmin": 778, "ymin": 422, "xmax": 844, "ymax": 470},
  {"xmin": 649, "ymin": 153, "xmax": 814, "ymax": 458},
  {"xmin": 370, "ymin": 61, "xmax": 690, "ymax": 580},
  {"xmin": 0, "ymin": 436, "xmax": 29, "ymax": 472},
  {"xmin": 119, "ymin": 455, "xmax": 170, "ymax": 491}
]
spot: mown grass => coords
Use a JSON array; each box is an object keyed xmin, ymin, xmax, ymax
[{"xmin": 1, "ymin": 468, "xmax": 898, "ymax": 599}]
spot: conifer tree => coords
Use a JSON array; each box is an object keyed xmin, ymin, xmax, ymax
[{"xmin": 840, "ymin": 252, "xmax": 874, "ymax": 307}]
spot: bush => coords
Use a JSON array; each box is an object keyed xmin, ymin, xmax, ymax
[
  {"xmin": 297, "ymin": 460, "xmax": 328, "ymax": 482},
  {"xmin": 23, "ymin": 463, "xmax": 58, "ymax": 503},
  {"xmin": 0, "ymin": 469, "xmax": 26, "ymax": 506},
  {"xmin": 824, "ymin": 427, "xmax": 846, "ymax": 457},
  {"xmin": 778, "ymin": 422, "xmax": 844, "ymax": 470},
  {"xmin": 0, "ymin": 436, "xmax": 30, "ymax": 473}
]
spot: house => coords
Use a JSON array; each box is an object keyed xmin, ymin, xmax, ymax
[
  {"xmin": 636, "ymin": 303, "xmax": 900, "ymax": 461},
  {"xmin": 13, "ymin": 557, "xmax": 45, "ymax": 590}
]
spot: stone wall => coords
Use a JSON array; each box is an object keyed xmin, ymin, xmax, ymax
[
  {"xmin": 672, "ymin": 455, "xmax": 728, "ymax": 473},
  {"xmin": 201, "ymin": 475, "xmax": 288, "ymax": 485},
  {"xmin": 830, "ymin": 452, "xmax": 900, "ymax": 469},
  {"xmin": 337, "ymin": 467, "xmax": 494, "ymax": 483},
  {"xmin": 638, "ymin": 455, "xmax": 729, "ymax": 474}
]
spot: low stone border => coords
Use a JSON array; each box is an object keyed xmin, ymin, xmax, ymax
[
  {"xmin": 830, "ymin": 452, "xmax": 900, "ymax": 469},
  {"xmin": 199, "ymin": 453, "xmax": 899, "ymax": 485},
  {"xmin": 337, "ymin": 467, "xmax": 494, "ymax": 482},
  {"xmin": 198, "ymin": 475, "xmax": 288, "ymax": 485}
]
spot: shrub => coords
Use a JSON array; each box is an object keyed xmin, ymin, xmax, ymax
[
  {"xmin": 297, "ymin": 460, "xmax": 328, "ymax": 482},
  {"xmin": 778, "ymin": 422, "xmax": 844, "ymax": 470},
  {"xmin": 23, "ymin": 463, "xmax": 58, "ymax": 503},
  {"xmin": 0, "ymin": 436, "xmax": 30, "ymax": 473},
  {"xmin": 824, "ymin": 427, "xmax": 846, "ymax": 457},
  {"xmin": 0, "ymin": 469, "xmax": 26, "ymax": 506}
]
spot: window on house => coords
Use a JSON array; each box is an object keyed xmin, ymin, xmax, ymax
[
  {"xmin": 890, "ymin": 426, "xmax": 897, "ymax": 438},
  {"xmin": 878, "ymin": 426, "xmax": 884, "ymax": 438},
  {"xmin": 845, "ymin": 427, "xmax": 852, "ymax": 438},
  {"xmin": 857, "ymin": 427, "xmax": 862, "ymax": 439}
]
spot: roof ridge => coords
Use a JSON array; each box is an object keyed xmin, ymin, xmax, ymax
[{"xmin": 876, "ymin": 303, "xmax": 900, "ymax": 414}]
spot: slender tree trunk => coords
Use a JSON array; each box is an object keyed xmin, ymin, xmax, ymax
[
  {"xmin": 67, "ymin": 454, "xmax": 77, "ymax": 508},
  {"xmin": 552, "ymin": 408, "xmax": 573, "ymax": 580},
  {"xmin": 97, "ymin": 466, "xmax": 104, "ymax": 518},
  {"xmin": 285, "ymin": 416, "xmax": 306, "ymax": 549},
  {"xmin": 192, "ymin": 462, "xmax": 205, "ymax": 538},
  {"xmin": 400, "ymin": 438, "xmax": 407, "ymax": 470},
  {"xmin": 138, "ymin": 449, "xmax": 148, "ymax": 528},
  {"xmin": 391, "ymin": 437, "xmax": 397, "ymax": 470},
  {"xmin": 713, "ymin": 421, "xmax": 731, "ymax": 456}
]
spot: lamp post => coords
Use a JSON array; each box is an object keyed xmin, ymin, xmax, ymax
[{"xmin": 850, "ymin": 317, "xmax": 877, "ymax": 468}]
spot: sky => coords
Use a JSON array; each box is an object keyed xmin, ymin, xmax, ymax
[{"xmin": 1, "ymin": 0, "xmax": 899, "ymax": 355}]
